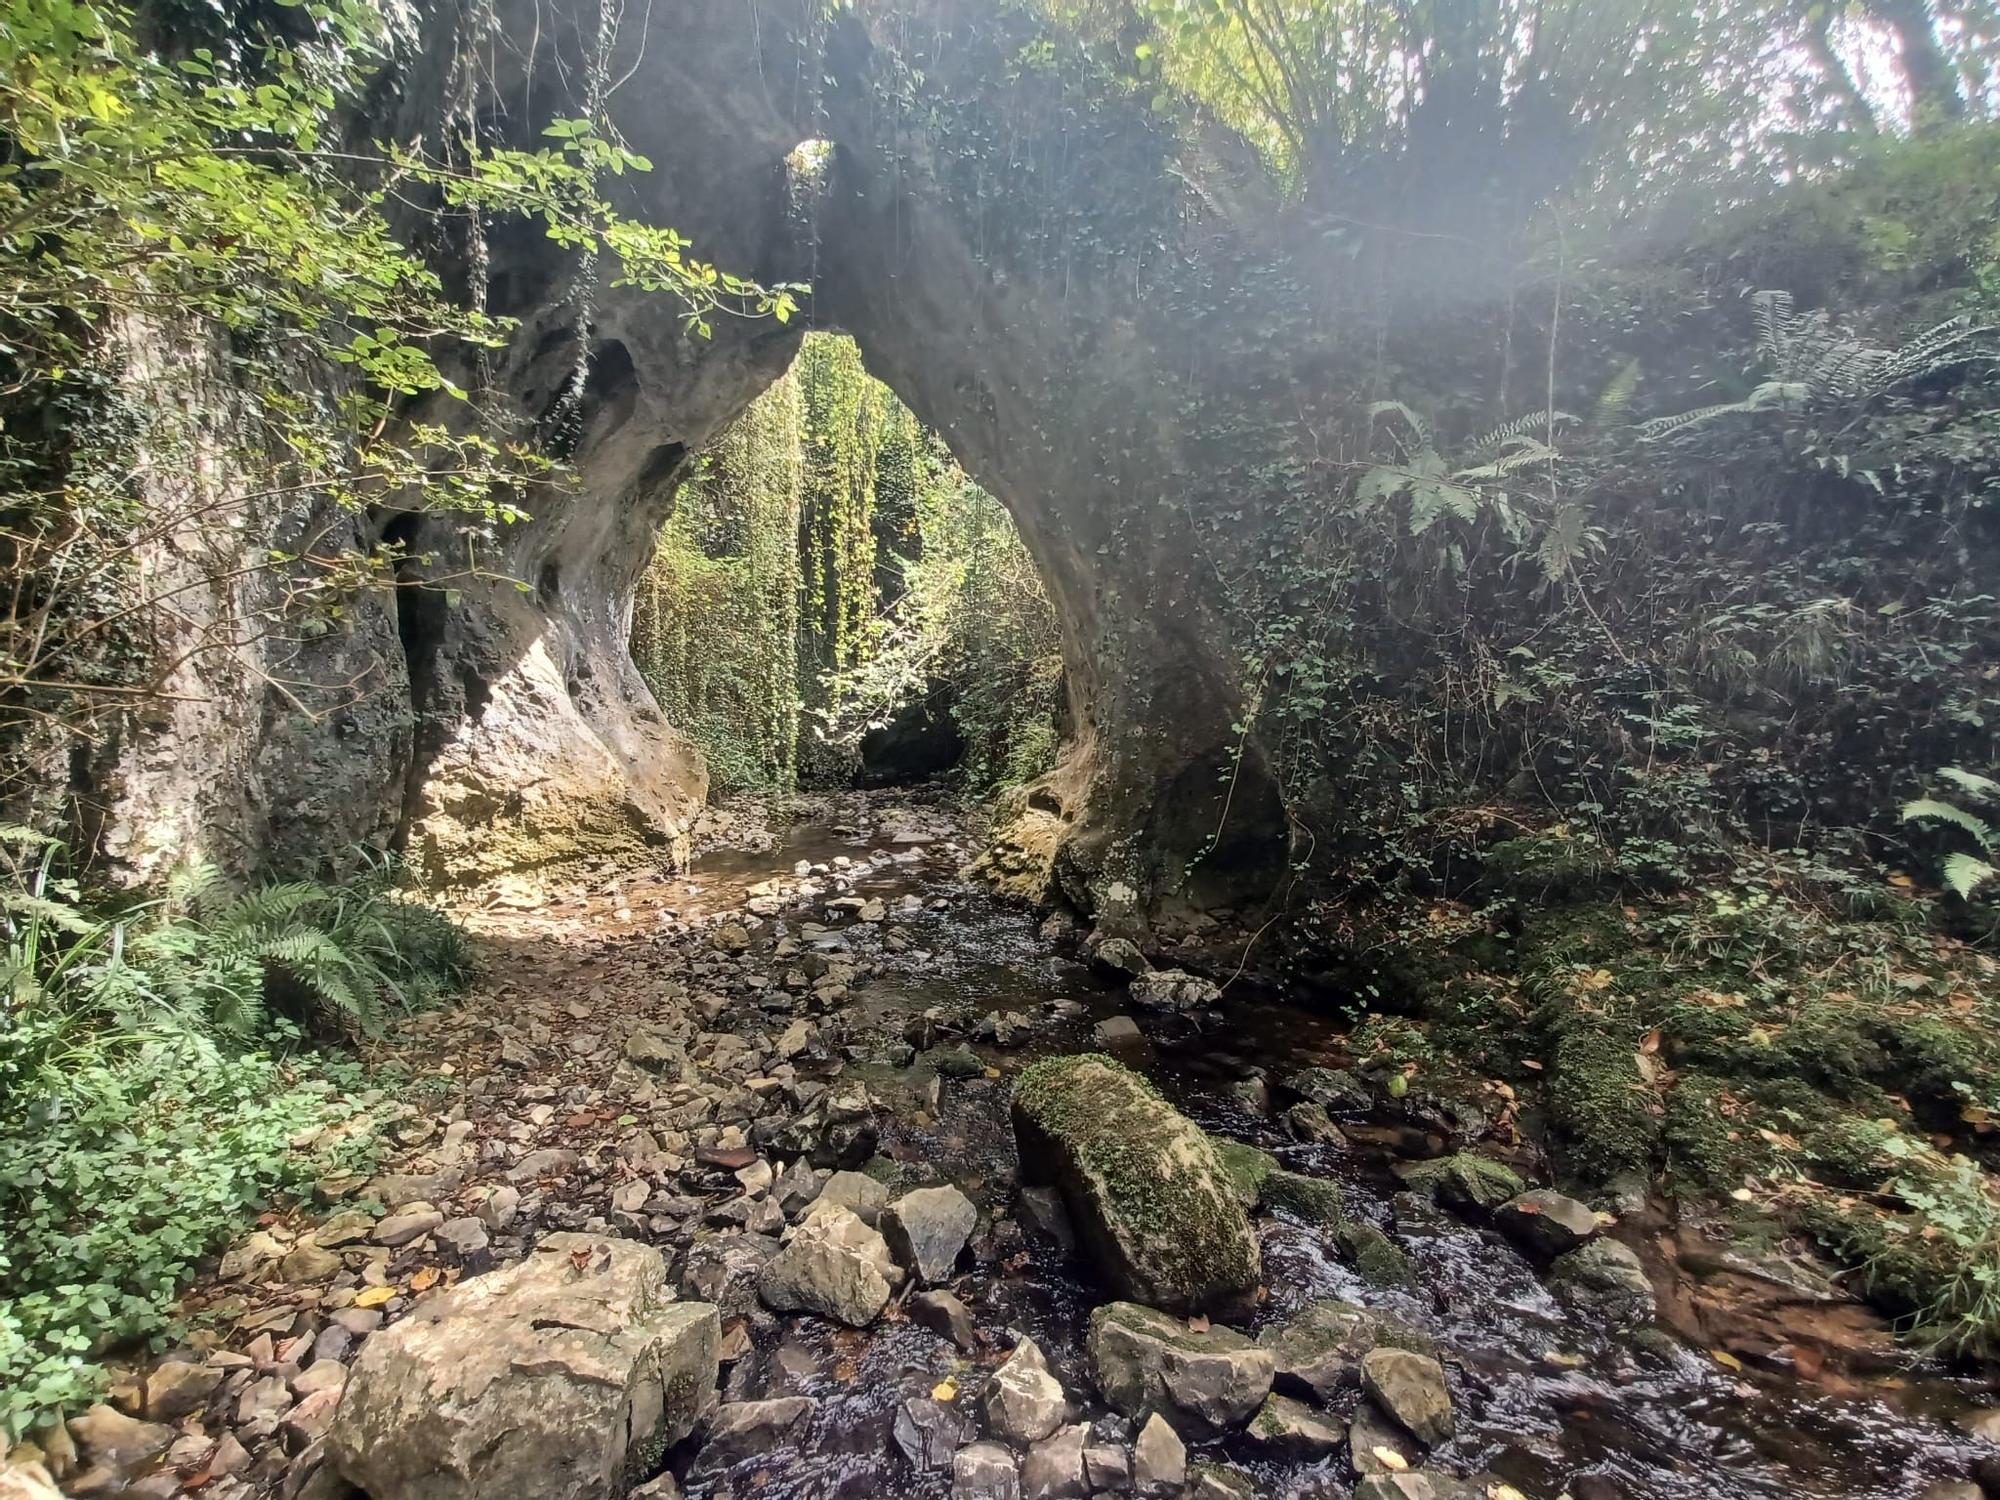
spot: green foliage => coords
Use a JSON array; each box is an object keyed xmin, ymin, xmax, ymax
[
  {"xmin": 0, "ymin": 0, "xmax": 792, "ymax": 765},
  {"xmin": 0, "ymin": 1039, "xmax": 371, "ymax": 1439},
  {"xmin": 1902, "ymin": 766, "xmax": 2000, "ymax": 897}
]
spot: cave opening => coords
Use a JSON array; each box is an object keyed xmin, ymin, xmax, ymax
[{"xmin": 627, "ymin": 331, "xmax": 1064, "ymax": 803}]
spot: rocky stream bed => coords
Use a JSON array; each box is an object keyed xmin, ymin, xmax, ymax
[{"xmin": 15, "ymin": 792, "xmax": 2000, "ymax": 1500}]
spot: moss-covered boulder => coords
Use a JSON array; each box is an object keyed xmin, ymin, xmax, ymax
[
  {"xmin": 1256, "ymin": 1298, "xmax": 1435, "ymax": 1404},
  {"xmin": 1400, "ymin": 1153, "xmax": 1525, "ymax": 1218},
  {"xmin": 1013, "ymin": 1055, "xmax": 1262, "ymax": 1313},
  {"xmin": 1087, "ymin": 1301, "xmax": 1275, "ymax": 1438},
  {"xmin": 1261, "ymin": 1169, "xmax": 1344, "ymax": 1226},
  {"xmin": 1211, "ymin": 1138, "xmax": 1277, "ymax": 1209}
]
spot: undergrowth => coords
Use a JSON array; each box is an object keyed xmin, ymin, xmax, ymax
[{"xmin": 0, "ymin": 829, "xmax": 469, "ymax": 1439}]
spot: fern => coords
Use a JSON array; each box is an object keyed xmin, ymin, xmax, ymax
[
  {"xmin": 1903, "ymin": 770, "xmax": 2000, "ymax": 901},
  {"xmin": 1467, "ymin": 410, "xmax": 1578, "ymax": 453},
  {"xmin": 1901, "ymin": 797, "xmax": 1995, "ymax": 849},
  {"xmin": 1944, "ymin": 854, "xmax": 2000, "ymax": 900},
  {"xmin": 1938, "ymin": 767, "xmax": 2000, "ymax": 803},
  {"xmin": 1591, "ymin": 359, "xmax": 1642, "ymax": 428}
]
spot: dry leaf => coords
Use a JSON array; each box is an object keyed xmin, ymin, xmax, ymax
[
  {"xmin": 931, "ymin": 1378, "xmax": 958, "ymax": 1402},
  {"xmin": 1373, "ymin": 1448, "xmax": 1410, "ymax": 1472},
  {"xmin": 354, "ymin": 1285, "xmax": 395, "ymax": 1309},
  {"xmin": 409, "ymin": 1266, "xmax": 439, "ymax": 1292},
  {"xmin": 1712, "ymin": 1348, "xmax": 1744, "ymax": 1371}
]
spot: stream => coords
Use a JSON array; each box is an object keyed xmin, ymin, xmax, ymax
[{"xmin": 667, "ymin": 797, "xmax": 1994, "ymax": 1500}]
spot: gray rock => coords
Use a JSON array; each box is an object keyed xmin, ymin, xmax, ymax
[
  {"xmin": 1021, "ymin": 1423, "xmax": 1088, "ymax": 1500},
  {"xmin": 1549, "ymin": 1238, "xmax": 1657, "ymax": 1325},
  {"xmin": 1261, "ymin": 1169, "xmax": 1343, "ymax": 1226},
  {"xmin": 1360, "ymin": 1347, "xmax": 1454, "ymax": 1446},
  {"xmin": 910, "ymin": 1288, "xmax": 980, "ymax": 1351},
  {"xmin": 1131, "ymin": 1413, "xmax": 1184, "ymax": 1497},
  {"xmin": 701, "ymin": 1398, "xmax": 813, "ymax": 1467},
  {"xmin": 1093, "ymin": 1015, "xmax": 1143, "ymax": 1046},
  {"xmin": 1128, "ymin": 970, "xmax": 1221, "ymax": 1012},
  {"xmin": 1015, "ymin": 1186, "xmax": 1076, "ymax": 1253},
  {"xmin": 681, "ymin": 1232, "xmax": 780, "ymax": 1317},
  {"xmin": 1186, "ymin": 1464, "xmax": 1259, "ymax": 1500},
  {"xmin": 435, "ymin": 1216, "xmax": 491, "ymax": 1257},
  {"xmin": 954, "ymin": 1441, "xmax": 1022, "ymax": 1500},
  {"xmin": 507, "ymin": 1147, "xmax": 579, "ymax": 1184},
  {"xmin": 883, "ymin": 1185, "xmax": 978, "ymax": 1284},
  {"xmin": 1087, "ymin": 1302, "xmax": 1273, "ymax": 1439},
  {"xmin": 1089, "ymin": 937, "xmax": 1151, "ymax": 979},
  {"xmin": 1083, "ymin": 1441, "xmax": 1131, "ymax": 1492},
  {"xmin": 756, "ymin": 1202, "xmax": 897, "ymax": 1326},
  {"xmin": 983, "ymin": 1337, "xmax": 1068, "ymax": 1447},
  {"xmin": 1349, "ymin": 1399, "xmax": 1418, "ymax": 1475},
  {"xmin": 1243, "ymin": 1392, "xmax": 1344, "ymax": 1461},
  {"xmin": 1494, "ymin": 1189, "xmax": 1601, "ymax": 1261},
  {"xmin": 1258, "ymin": 1301, "xmax": 1435, "ymax": 1404},
  {"xmin": 326, "ymin": 1235, "xmax": 719, "ymax": 1500},
  {"xmin": 893, "ymin": 1397, "xmax": 968, "ymax": 1473},
  {"xmin": 1400, "ymin": 1154, "xmax": 1524, "ymax": 1218},
  {"xmin": 1013, "ymin": 1055, "xmax": 1261, "ymax": 1314},
  {"xmin": 372, "ymin": 1204, "xmax": 442, "ymax": 1247},
  {"xmin": 816, "ymin": 1169, "xmax": 890, "ymax": 1226},
  {"xmin": 475, "ymin": 1184, "xmax": 521, "ymax": 1231}
]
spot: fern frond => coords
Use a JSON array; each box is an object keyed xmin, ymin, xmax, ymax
[
  {"xmin": 1939, "ymin": 768, "xmax": 2000, "ymax": 804},
  {"xmin": 1944, "ymin": 853, "xmax": 1999, "ymax": 900},
  {"xmin": 1751, "ymin": 289, "xmax": 1795, "ymax": 360},
  {"xmin": 1365, "ymin": 400, "xmax": 1434, "ymax": 452},
  {"xmin": 1468, "ymin": 410, "xmax": 1577, "ymax": 453},
  {"xmin": 214, "ymin": 882, "xmax": 323, "ymax": 934},
  {"xmin": 1637, "ymin": 400, "xmax": 1760, "ymax": 441},
  {"xmin": 163, "ymin": 858, "xmax": 229, "ymax": 918},
  {"xmin": 1591, "ymin": 359, "xmax": 1642, "ymax": 428},
  {"xmin": 1902, "ymin": 798, "xmax": 1995, "ymax": 849}
]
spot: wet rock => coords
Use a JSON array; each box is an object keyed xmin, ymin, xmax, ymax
[
  {"xmin": 1022, "ymin": 1423, "xmax": 1089, "ymax": 1500},
  {"xmin": 1089, "ymin": 937, "xmax": 1151, "ymax": 979},
  {"xmin": 1282, "ymin": 1067, "xmax": 1374, "ymax": 1116},
  {"xmin": 1400, "ymin": 1154, "xmax": 1524, "ymax": 1218},
  {"xmin": 882, "ymin": 1185, "xmax": 978, "ymax": 1284},
  {"xmin": 1128, "ymin": 970, "xmax": 1221, "ymax": 1013},
  {"xmin": 1083, "ymin": 1441, "xmax": 1131, "ymax": 1492},
  {"xmin": 1012, "ymin": 1055, "xmax": 1261, "ymax": 1314},
  {"xmin": 326, "ymin": 1234, "xmax": 719, "ymax": 1500},
  {"xmin": 1283, "ymin": 1100, "xmax": 1343, "ymax": 1144},
  {"xmin": 1086, "ymin": 1302, "xmax": 1273, "ymax": 1439},
  {"xmin": 66, "ymin": 1405, "xmax": 171, "ymax": 1471},
  {"xmin": 700, "ymin": 1398, "xmax": 814, "ymax": 1467},
  {"xmin": 1131, "ymin": 1413, "xmax": 1184, "ymax": 1496},
  {"xmin": 1354, "ymin": 1476, "xmax": 1479, "ymax": 1500},
  {"xmin": 628, "ymin": 1475, "xmax": 682, "ymax": 1500},
  {"xmin": 1016, "ymin": 1186, "xmax": 1076, "ymax": 1253},
  {"xmin": 1919, "ymin": 1485, "xmax": 1983, "ymax": 1500},
  {"xmin": 1210, "ymin": 1139, "xmax": 1276, "ymax": 1210},
  {"xmin": 983, "ymin": 1336, "xmax": 1069, "ymax": 1447},
  {"xmin": 1349, "ymin": 1399, "xmax": 1419, "ymax": 1475},
  {"xmin": 1186, "ymin": 1463, "xmax": 1259, "ymax": 1500},
  {"xmin": 816, "ymin": 1169, "xmax": 890, "ymax": 1226},
  {"xmin": 1360, "ymin": 1348, "xmax": 1454, "ymax": 1446},
  {"xmin": 894, "ymin": 1397, "xmax": 969, "ymax": 1473},
  {"xmin": 954, "ymin": 1441, "xmax": 1022, "ymax": 1500},
  {"xmin": 144, "ymin": 1359, "xmax": 223, "ymax": 1420},
  {"xmin": 1334, "ymin": 1220, "xmax": 1413, "ymax": 1286},
  {"xmin": 910, "ymin": 1288, "xmax": 980, "ymax": 1350},
  {"xmin": 1261, "ymin": 1169, "xmax": 1344, "ymax": 1226},
  {"xmin": 1092, "ymin": 1015, "xmax": 1144, "ymax": 1047},
  {"xmin": 681, "ymin": 1232, "xmax": 780, "ymax": 1317},
  {"xmin": 756, "ymin": 1202, "xmax": 897, "ymax": 1326},
  {"xmin": 1244, "ymin": 1392, "xmax": 1345, "ymax": 1461},
  {"xmin": 1258, "ymin": 1300, "xmax": 1434, "ymax": 1404},
  {"xmin": 936, "ymin": 1046, "xmax": 988, "ymax": 1079},
  {"xmin": 1549, "ymin": 1238, "xmax": 1657, "ymax": 1325},
  {"xmin": 1494, "ymin": 1189, "xmax": 1601, "ymax": 1262}
]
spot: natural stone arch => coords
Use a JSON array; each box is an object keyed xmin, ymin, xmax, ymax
[{"xmin": 384, "ymin": 0, "xmax": 1293, "ymax": 926}]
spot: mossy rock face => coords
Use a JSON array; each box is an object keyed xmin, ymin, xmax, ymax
[
  {"xmin": 1333, "ymin": 1220, "xmax": 1412, "ymax": 1287},
  {"xmin": 1211, "ymin": 1138, "xmax": 1278, "ymax": 1209},
  {"xmin": 1548, "ymin": 1025, "xmax": 1658, "ymax": 1184},
  {"xmin": 1013, "ymin": 1054, "xmax": 1263, "ymax": 1314},
  {"xmin": 1256, "ymin": 1298, "xmax": 1435, "ymax": 1403},
  {"xmin": 1261, "ymin": 1170, "xmax": 1344, "ymax": 1227},
  {"xmin": 1401, "ymin": 1154, "xmax": 1525, "ymax": 1218},
  {"xmin": 1087, "ymin": 1301, "xmax": 1275, "ymax": 1438}
]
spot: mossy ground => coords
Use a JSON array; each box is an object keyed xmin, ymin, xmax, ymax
[{"xmin": 1330, "ymin": 864, "xmax": 2000, "ymax": 1354}]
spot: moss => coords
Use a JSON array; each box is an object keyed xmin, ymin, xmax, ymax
[
  {"xmin": 1485, "ymin": 833, "xmax": 1614, "ymax": 901},
  {"xmin": 1548, "ymin": 1024, "xmax": 1658, "ymax": 1184},
  {"xmin": 1333, "ymin": 1220, "xmax": 1412, "ymax": 1286},
  {"xmin": 1402, "ymin": 1153, "xmax": 1525, "ymax": 1216},
  {"xmin": 1211, "ymin": 1137, "xmax": 1277, "ymax": 1208},
  {"xmin": 1187, "ymin": 1463, "xmax": 1259, "ymax": 1499},
  {"xmin": 1660, "ymin": 1073, "xmax": 1766, "ymax": 1188},
  {"xmin": 1261, "ymin": 1169, "xmax": 1344, "ymax": 1226},
  {"xmin": 1013, "ymin": 1053, "xmax": 1259, "ymax": 1309}
]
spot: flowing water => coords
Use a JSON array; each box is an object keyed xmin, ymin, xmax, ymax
[{"xmin": 674, "ymin": 803, "xmax": 1996, "ymax": 1500}]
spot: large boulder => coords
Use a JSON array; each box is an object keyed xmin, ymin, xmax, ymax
[
  {"xmin": 1360, "ymin": 1348, "xmax": 1454, "ymax": 1446},
  {"xmin": 1012, "ymin": 1055, "xmax": 1261, "ymax": 1313},
  {"xmin": 326, "ymin": 1234, "xmax": 719, "ymax": 1500},
  {"xmin": 1086, "ymin": 1302, "xmax": 1274, "ymax": 1439},
  {"xmin": 0, "ymin": 1462, "xmax": 62, "ymax": 1500},
  {"xmin": 882, "ymin": 1185, "xmax": 978, "ymax": 1285},
  {"xmin": 983, "ymin": 1336, "xmax": 1069, "ymax": 1446},
  {"xmin": 757, "ymin": 1201, "xmax": 900, "ymax": 1326}
]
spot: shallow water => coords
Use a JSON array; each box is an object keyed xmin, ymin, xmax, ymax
[{"xmin": 678, "ymin": 808, "xmax": 1995, "ymax": 1500}]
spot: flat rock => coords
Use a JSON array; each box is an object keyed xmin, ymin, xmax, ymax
[
  {"xmin": 66, "ymin": 1405, "xmax": 172, "ymax": 1472},
  {"xmin": 893, "ymin": 1397, "xmax": 969, "ymax": 1473},
  {"xmin": 1360, "ymin": 1347, "xmax": 1454, "ymax": 1446},
  {"xmin": 1128, "ymin": 970, "xmax": 1221, "ymax": 1012},
  {"xmin": 700, "ymin": 1398, "xmax": 813, "ymax": 1467},
  {"xmin": 816, "ymin": 1169, "xmax": 890, "ymax": 1226},
  {"xmin": 1132, "ymin": 1413, "xmax": 1185, "ymax": 1496},
  {"xmin": 910, "ymin": 1288, "xmax": 980, "ymax": 1350},
  {"xmin": 1022, "ymin": 1423, "xmax": 1089, "ymax": 1500},
  {"xmin": 1012, "ymin": 1055, "xmax": 1261, "ymax": 1314},
  {"xmin": 1549, "ymin": 1238, "xmax": 1657, "ymax": 1325},
  {"xmin": 1258, "ymin": 1300, "xmax": 1434, "ymax": 1404},
  {"xmin": 1494, "ymin": 1189, "xmax": 1601, "ymax": 1261},
  {"xmin": 326, "ymin": 1234, "xmax": 719, "ymax": 1500},
  {"xmin": 1260, "ymin": 1169, "xmax": 1343, "ymax": 1226},
  {"xmin": 144, "ymin": 1360, "xmax": 223, "ymax": 1420},
  {"xmin": 1087, "ymin": 1302, "xmax": 1273, "ymax": 1439}
]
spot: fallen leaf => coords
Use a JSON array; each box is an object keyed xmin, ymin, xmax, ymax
[
  {"xmin": 1790, "ymin": 1344, "xmax": 1824, "ymax": 1379},
  {"xmin": 1712, "ymin": 1348, "xmax": 1744, "ymax": 1371},
  {"xmin": 931, "ymin": 1378, "xmax": 958, "ymax": 1402},
  {"xmin": 354, "ymin": 1285, "xmax": 395, "ymax": 1308},
  {"xmin": 409, "ymin": 1266, "xmax": 439, "ymax": 1292},
  {"xmin": 1640, "ymin": 1027, "xmax": 1661, "ymax": 1054},
  {"xmin": 1373, "ymin": 1448, "xmax": 1410, "ymax": 1472}
]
